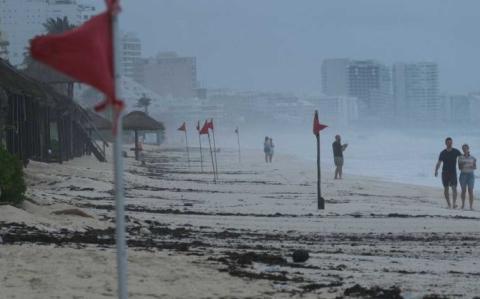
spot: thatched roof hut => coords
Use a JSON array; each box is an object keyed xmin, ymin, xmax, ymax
[
  {"xmin": 122, "ymin": 111, "xmax": 164, "ymax": 160},
  {"xmin": 123, "ymin": 111, "xmax": 164, "ymax": 131}
]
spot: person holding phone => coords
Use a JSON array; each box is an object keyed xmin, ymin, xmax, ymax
[{"xmin": 332, "ymin": 134, "xmax": 348, "ymax": 179}]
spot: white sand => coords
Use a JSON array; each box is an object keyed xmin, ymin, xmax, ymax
[{"xmin": 1, "ymin": 144, "xmax": 479, "ymax": 298}]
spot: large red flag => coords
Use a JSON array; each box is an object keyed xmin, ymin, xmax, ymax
[
  {"xmin": 29, "ymin": 0, "xmax": 123, "ymax": 113},
  {"xmin": 199, "ymin": 120, "xmax": 209, "ymax": 135},
  {"xmin": 313, "ymin": 110, "xmax": 327, "ymax": 135},
  {"xmin": 178, "ymin": 122, "xmax": 186, "ymax": 131}
]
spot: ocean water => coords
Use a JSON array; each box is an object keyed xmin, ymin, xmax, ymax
[{"xmin": 266, "ymin": 128, "xmax": 480, "ymax": 187}]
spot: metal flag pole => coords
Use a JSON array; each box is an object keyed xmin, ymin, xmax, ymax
[
  {"xmin": 207, "ymin": 132, "xmax": 216, "ymax": 183},
  {"xmin": 211, "ymin": 120, "xmax": 219, "ymax": 179},
  {"xmin": 236, "ymin": 128, "xmax": 241, "ymax": 163},
  {"xmin": 111, "ymin": 7, "xmax": 128, "ymax": 299},
  {"xmin": 198, "ymin": 129, "xmax": 204, "ymax": 172},
  {"xmin": 184, "ymin": 130, "xmax": 190, "ymax": 168}
]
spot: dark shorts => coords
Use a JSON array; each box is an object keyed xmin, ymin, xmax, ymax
[
  {"xmin": 442, "ymin": 172, "xmax": 457, "ymax": 187},
  {"xmin": 334, "ymin": 156, "xmax": 344, "ymax": 167}
]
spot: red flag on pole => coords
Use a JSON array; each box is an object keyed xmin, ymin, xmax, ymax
[
  {"xmin": 313, "ymin": 110, "xmax": 327, "ymax": 135},
  {"xmin": 29, "ymin": 0, "xmax": 123, "ymax": 113},
  {"xmin": 207, "ymin": 119, "xmax": 214, "ymax": 130},
  {"xmin": 199, "ymin": 120, "xmax": 209, "ymax": 135},
  {"xmin": 178, "ymin": 122, "xmax": 186, "ymax": 131}
]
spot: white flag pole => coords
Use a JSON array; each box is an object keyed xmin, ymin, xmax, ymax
[
  {"xmin": 236, "ymin": 128, "xmax": 241, "ymax": 163},
  {"xmin": 112, "ymin": 7, "xmax": 128, "ymax": 299},
  {"xmin": 211, "ymin": 120, "xmax": 218, "ymax": 179},
  {"xmin": 207, "ymin": 132, "xmax": 216, "ymax": 183},
  {"xmin": 184, "ymin": 129, "xmax": 190, "ymax": 168},
  {"xmin": 198, "ymin": 129, "xmax": 204, "ymax": 172}
]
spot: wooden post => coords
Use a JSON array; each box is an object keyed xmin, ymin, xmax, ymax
[
  {"xmin": 134, "ymin": 129, "xmax": 139, "ymax": 160},
  {"xmin": 316, "ymin": 130, "xmax": 324, "ymax": 209}
]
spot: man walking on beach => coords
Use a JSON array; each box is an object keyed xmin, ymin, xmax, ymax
[
  {"xmin": 332, "ymin": 135, "xmax": 347, "ymax": 179},
  {"xmin": 435, "ymin": 137, "xmax": 462, "ymax": 208}
]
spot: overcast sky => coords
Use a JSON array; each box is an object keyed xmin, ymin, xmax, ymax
[{"xmin": 113, "ymin": 0, "xmax": 480, "ymax": 94}]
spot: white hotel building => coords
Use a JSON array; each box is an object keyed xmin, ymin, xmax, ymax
[{"xmin": 0, "ymin": 0, "xmax": 96, "ymax": 66}]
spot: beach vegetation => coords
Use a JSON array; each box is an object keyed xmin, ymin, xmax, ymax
[{"xmin": 0, "ymin": 147, "xmax": 26, "ymax": 205}]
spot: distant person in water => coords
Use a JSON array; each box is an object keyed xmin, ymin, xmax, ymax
[
  {"xmin": 264, "ymin": 136, "xmax": 270, "ymax": 163},
  {"xmin": 268, "ymin": 138, "xmax": 274, "ymax": 163},
  {"xmin": 458, "ymin": 144, "xmax": 476, "ymax": 210},
  {"xmin": 435, "ymin": 137, "xmax": 462, "ymax": 209},
  {"xmin": 332, "ymin": 135, "xmax": 347, "ymax": 179}
]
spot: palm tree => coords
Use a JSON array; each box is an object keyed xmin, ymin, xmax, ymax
[
  {"xmin": 136, "ymin": 94, "xmax": 152, "ymax": 114},
  {"xmin": 22, "ymin": 17, "xmax": 76, "ymax": 68},
  {"xmin": 42, "ymin": 17, "xmax": 75, "ymax": 34}
]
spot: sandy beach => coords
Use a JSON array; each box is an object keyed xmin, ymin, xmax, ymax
[{"xmin": 1, "ymin": 144, "xmax": 480, "ymax": 299}]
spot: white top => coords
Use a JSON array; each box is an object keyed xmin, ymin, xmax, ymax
[{"xmin": 458, "ymin": 155, "xmax": 476, "ymax": 173}]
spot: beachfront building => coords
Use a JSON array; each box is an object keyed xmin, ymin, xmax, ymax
[
  {"xmin": 119, "ymin": 32, "xmax": 142, "ymax": 81},
  {"xmin": 393, "ymin": 62, "xmax": 439, "ymax": 123},
  {"xmin": 441, "ymin": 93, "xmax": 480, "ymax": 125},
  {"xmin": 306, "ymin": 95, "xmax": 359, "ymax": 127},
  {"xmin": 347, "ymin": 60, "xmax": 392, "ymax": 120},
  {"xmin": 135, "ymin": 52, "xmax": 197, "ymax": 99},
  {"xmin": 322, "ymin": 58, "xmax": 392, "ymax": 120},
  {"xmin": 321, "ymin": 58, "xmax": 350, "ymax": 96},
  {"xmin": 0, "ymin": 58, "xmax": 107, "ymax": 163},
  {"xmin": 0, "ymin": 0, "xmax": 96, "ymax": 66},
  {"xmin": 0, "ymin": 30, "xmax": 8, "ymax": 60}
]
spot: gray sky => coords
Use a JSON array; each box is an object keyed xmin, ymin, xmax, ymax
[{"xmin": 116, "ymin": 0, "xmax": 480, "ymax": 94}]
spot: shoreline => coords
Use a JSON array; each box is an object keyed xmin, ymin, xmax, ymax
[{"xmin": 1, "ymin": 145, "xmax": 479, "ymax": 298}]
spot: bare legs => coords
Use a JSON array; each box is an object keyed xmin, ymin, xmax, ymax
[
  {"xmin": 443, "ymin": 186, "xmax": 457, "ymax": 208},
  {"xmin": 334, "ymin": 166, "xmax": 343, "ymax": 179},
  {"xmin": 461, "ymin": 187, "xmax": 474, "ymax": 210}
]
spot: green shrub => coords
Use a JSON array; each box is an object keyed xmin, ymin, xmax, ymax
[{"xmin": 0, "ymin": 147, "xmax": 26, "ymax": 204}]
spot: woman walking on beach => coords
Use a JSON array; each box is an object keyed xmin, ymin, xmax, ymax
[
  {"xmin": 264, "ymin": 136, "xmax": 270, "ymax": 163},
  {"xmin": 458, "ymin": 144, "xmax": 476, "ymax": 210}
]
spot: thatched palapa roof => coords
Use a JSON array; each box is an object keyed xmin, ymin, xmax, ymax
[
  {"xmin": 85, "ymin": 110, "xmax": 112, "ymax": 130},
  {"xmin": 123, "ymin": 111, "xmax": 164, "ymax": 131}
]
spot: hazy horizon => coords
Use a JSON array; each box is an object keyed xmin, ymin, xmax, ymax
[{"xmin": 110, "ymin": 0, "xmax": 480, "ymax": 95}]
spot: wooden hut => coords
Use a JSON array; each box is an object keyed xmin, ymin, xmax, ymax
[
  {"xmin": 0, "ymin": 58, "xmax": 106, "ymax": 164},
  {"xmin": 123, "ymin": 111, "xmax": 164, "ymax": 160}
]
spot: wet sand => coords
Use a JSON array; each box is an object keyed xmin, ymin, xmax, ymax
[{"xmin": 1, "ymin": 145, "xmax": 479, "ymax": 298}]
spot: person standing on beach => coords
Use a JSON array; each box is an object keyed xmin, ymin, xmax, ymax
[
  {"xmin": 268, "ymin": 138, "xmax": 274, "ymax": 163},
  {"xmin": 458, "ymin": 144, "xmax": 476, "ymax": 210},
  {"xmin": 264, "ymin": 136, "xmax": 270, "ymax": 163},
  {"xmin": 332, "ymin": 135, "xmax": 347, "ymax": 179},
  {"xmin": 435, "ymin": 137, "xmax": 462, "ymax": 209}
]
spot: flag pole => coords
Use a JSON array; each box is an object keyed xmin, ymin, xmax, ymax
[
  {"xmin": 198, "ymin": 130, "xmax": 204, "ymax": 172},
  {"xmin": 313, "ymin": 109, "xmax": 325, "ymax": 210},
  {"xmin": 112, "ymin": 8, "xmax": 128, "ymax": 299},
  {"xmin": 184, "ymin": 130, "xmax": 190, "ymax": 168},
  {"xmin": 211, "ymin": 120, "xmax": 219, "ymax": 179},
  {"xmin": 236, "ymin": 128, "xmax": 241, "ymax": 163},
  {"xmin": 207, "ymin": 132, "xmax": 216, "ymax": 183}
]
